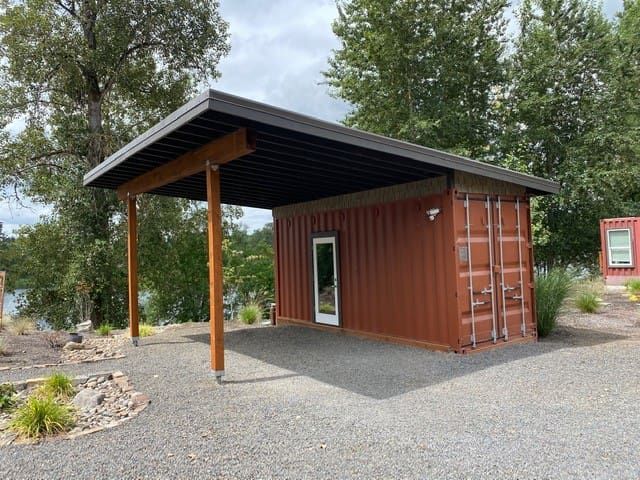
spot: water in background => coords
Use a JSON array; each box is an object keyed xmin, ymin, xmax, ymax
[{"xmin": 3, "ymin": 288, "xmax": 24, "ymax": 316}]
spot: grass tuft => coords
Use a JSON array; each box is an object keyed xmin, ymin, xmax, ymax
[
  {"xmin": 535, "ymin": 269, "xmax": 573, "ymax": 337},
  {"xmin": 139, "ymin": 323, "xmax": 155, "ymax": 337},
  {"xmin": 0, "ymin": 383, "xmax": 17, "ymax": 411},
  {"xmin": 624, "ymin": 278, "xmax": 640, "ymax": 295},
  {"xmin": 238, "ymin": 303, "xmax": 262, "ymax": 325},
  {"xmin": 38, "ymin": 373, "xmax": 75, "ymax": 399},
  {"xmin": 9, "ymin": 395, "xmax": 74, "ymax": 439},
  {"xmin": 96, "ymin": 324, "xmax": 112, "ymax": 336},
  {"xmin": 9, "ymin": 317, "xmax": 35, "ymax": 335},
  {"xmin": 575, "ymin": 291, "xmax": 601, "ymax": 313}
]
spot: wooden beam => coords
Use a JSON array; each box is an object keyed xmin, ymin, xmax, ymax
[
  {"xmin": 117, "ymin": 128, "xmax": 256, "ymax": 200},
  {"xmin": 206, "ymin": 164, "xmax": 225, "ymax": 380},
  {"xmin": 127, "ymin": 195, "xmax": 140, "ymax": 345}
]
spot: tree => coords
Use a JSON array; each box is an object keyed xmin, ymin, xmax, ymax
[
  {"xmin": 0, "ymin": 1, "xmax": 229, "ymax": 326},
  {"xmin": 500, "ymin": 0, "xmax": 640, "ymax": 268},
  {"xmin": 324, "ymin": 0, "xmax": 509, "ymax": 157},
  {"xmin": 138, "ymin": 199, "xmax": 244, "ymax": 325}
]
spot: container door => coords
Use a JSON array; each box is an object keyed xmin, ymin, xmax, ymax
[
  {"xmin": 457, "ymin": 195, "xmax": 499, "ymax": 347},
  {"xmin": 491, "ymin": 197, "xmax": 531, "ymax": 340},
  {"xmin": 312, "ymin": 234, "xmax": 340, "ymax": 326}
]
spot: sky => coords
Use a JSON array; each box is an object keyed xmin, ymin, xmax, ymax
[{"xmin": 0, "ymin": 0, "xmax": 625, "ymax": 236}]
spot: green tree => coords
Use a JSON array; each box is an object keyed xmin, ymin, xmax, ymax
[
  {"xmin": 325, "ymin": 0, "xmax": 509, "ymax": 157},
  {"xmin": 0, "ymin": 0, "xmax": 229, "ymax": 326},
  {"xmin": 500, "ymin": 0, "xmax": 640, "ymax": 268},
  {"xmin": 224, "ymin": 223, "xmax": 275, "ymax": 314},
  {"xmin": 138, "ymin": 199, "xmax": 244, "ymax": 325}
]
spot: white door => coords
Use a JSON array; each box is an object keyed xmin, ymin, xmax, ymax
[{"xmin": 312, "ymin": 235, "xmax": 340, "ymax": 326}]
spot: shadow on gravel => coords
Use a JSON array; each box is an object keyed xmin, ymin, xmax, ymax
[{"xmin": 185, "ymin": 325, "xmax": 628, "ymax": 400}]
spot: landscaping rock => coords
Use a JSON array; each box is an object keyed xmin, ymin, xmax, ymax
[
  {"xmin": 72, "ymin": 389, "xmax": 105, "ymax": 409},
  {"xmin": 130, "ymin": 392, "xmax": 150, "ymax": 408},
  {"xmin": 63, "ymin": 341, "xmax": 86, "ymax": 351},
  {"xmin": 76, "ymin": 321, "xmax": 92, "ymax": 333}
]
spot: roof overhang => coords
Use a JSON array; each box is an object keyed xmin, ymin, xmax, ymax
[{"xmin": 83, "ymin": 89, "xmax": 559, "ymax": 208}]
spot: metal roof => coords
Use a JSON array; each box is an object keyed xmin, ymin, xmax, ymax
[{"xmin": 83, "ymin": 89, "xmax": 559, "ymax": 208}]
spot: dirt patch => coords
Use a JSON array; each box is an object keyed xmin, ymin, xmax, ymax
[
  {"xmin": 0, "ymin": 331, "xmax": 127, "ymax": 370},
  {"xmin": 0, "ymin": 332, "xmax": 62, "ymax": 368},
  {"xmin": 557, "ymin": 290, "xmax": 640, "ymax": 338}
]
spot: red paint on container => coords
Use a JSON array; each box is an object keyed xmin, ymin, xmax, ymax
[{"xmin": 274, "ymin": 189, "xmax": 538, "ymax": 352}]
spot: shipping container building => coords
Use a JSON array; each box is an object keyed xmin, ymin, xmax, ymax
[
  {"xmin": 84, "ymin": 90, "xmax": 559, "ymax": 376},
  {"xmin": 600, "ymin": 217, "xmax": 640, "ymax": 286}
]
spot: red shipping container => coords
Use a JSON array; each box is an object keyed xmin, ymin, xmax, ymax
[{"xmin": 600, "ymin": 217, "xmax": 640, "ymax": 285}]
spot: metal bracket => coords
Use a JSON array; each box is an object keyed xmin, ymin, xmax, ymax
[{"xmin": 211, "ymin": 370, "xmax": 225, "ymax": 385}]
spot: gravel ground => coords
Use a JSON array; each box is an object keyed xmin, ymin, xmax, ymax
[{"xmin": 1, "ymin": 318, "xmax": 639, "ymax": 479}]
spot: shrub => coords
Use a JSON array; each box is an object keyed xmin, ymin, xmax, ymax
[
  {"xmin": 0, "ymin": 383, "xmax": 17, "ymax": 411},
  {"xmin": 96, "ymin": 324, "xmax": 112, "ymax": 336},
  {"xmin": 139, "ymin": 323, "xmax": 154, "ymax": 337},
  {"xmin": 44, "ymin": 331, "xmax": 68, "ymax": 349},
  {"xmin": 624, "ymin": 278, "xmax": 640, "ymax": 295},
  {"xmin": 9, "ymin": 317, "xmax": 35, "ymax": 335},
  {"xmin": 575, "ymin": 291, "xmax": 601, "ymax": 313},
  {"xmin": 9, "ymin": 395, "xmax": 74, "ymax": 439},
  {"xmin": 238, "ymin": 303, "xmax": 262, "ymax": 325},
  {"xmin": 39, "ymin": 373, "xmax": 75, "ymax": 399},
  {"xmin": 535, "ymin": 269, "xmax": 573, "ymax": 337}
]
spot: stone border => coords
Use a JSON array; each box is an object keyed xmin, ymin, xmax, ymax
[
  {"xmin": 1, "ymin": 371, "xmax": 150, "ymax": 446},
  {"xmin": 0, "ymin": 354, "xmax": 127, "ymax": 372}
]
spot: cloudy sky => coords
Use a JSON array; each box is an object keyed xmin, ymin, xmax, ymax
[{"xmin": 0, "ymin": 0, "xmax": 624, "ymax": 236}]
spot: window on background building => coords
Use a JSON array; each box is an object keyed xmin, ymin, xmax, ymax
[{"xmin": 607, "ymin": 229, "xmax": 633, "ymax": 267}]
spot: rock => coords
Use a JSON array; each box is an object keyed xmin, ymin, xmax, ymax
[
  {"xmin": 130, "ymin": 392, "xmax": 150, "ymax": 408},
  {"xmin": 97, "ymin": 376, "xmax": 105, "ymax": 384},
  {"xmin": 76, "ymin": 320, "xmax": 92, "ymax": 332},
  {"xmin": 72, "ymin": 389, "xmax": 106, "ymax": 409},
  {"xmin": 72, "ymin": 375, "xmax": 89, "ymax": 386},
  {"xmin": 63, "ymin": 341, "xmax": 86, "ymax": 351},
  {"xmin": 112, "ymin": 371, "xmax": 125, "ymax": 379}
]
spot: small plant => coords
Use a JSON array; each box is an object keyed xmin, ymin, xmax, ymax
[
  {"xmin": 9, "ymin": 395, "xmax": 74, "ymax": 439},
  {"xmin": 575, "ymin": 291, "xmax": 601, "ymax": 313},
  {"xmin": 624, "ymin": 278, "xmax": 640, "ymax": 295},
  {"xmin": 535, "ymin": 269, "xmax": 573, "ymax": 337},
  {"xmin": 44, "ymin": 331, "xmax": 68, "ymax": 349},
  {"xmin": 0, "ymin": 383, "xmax": 17, "ymax": 411},
  {"xmin": 139, "ymin": 323, "xmax": 155, "ymax": 337},
  {"xmin": 9, "ymin": 317, "xmax": 35, "ymax": 335},
  {"xmin": 96, "ymin": 323, "xmax": 112, "ymax": 336},
  {"xmin": 238, "ymin": 303, "xmax": 262, "ymax": 325},
  {"xmin": 39, "ymin": 373, "xmax": 75, "ymax": 399}
]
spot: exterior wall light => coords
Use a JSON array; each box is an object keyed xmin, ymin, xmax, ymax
[{"xmin": 426, "ymin": 208, "xmax": 441, "ymax": 221}]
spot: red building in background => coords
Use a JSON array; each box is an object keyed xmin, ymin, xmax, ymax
[{"xmin": 600, "ymin": 217, "xmax": 640, "ymax": 285}]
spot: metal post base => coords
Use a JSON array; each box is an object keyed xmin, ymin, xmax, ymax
[
  {"xmin": 212, "ymin": 370, "xmax": 225, "ymax": 385},
  {"xmin": 131, "ymin": 336, "xmax": 139, "ymax": 347}
]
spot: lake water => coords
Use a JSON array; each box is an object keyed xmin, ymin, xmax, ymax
[{"xmin": 3, "ymin": 289, "xmax": 24, "ymax": 315}]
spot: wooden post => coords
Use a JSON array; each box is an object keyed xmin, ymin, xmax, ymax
[
  {"xmin": 206, "ymin": 164, "xmax": 225, "ymax": 380},
  {"xmin": 127, "ymin": 194, "xmax": 140, "ymax": 345}
]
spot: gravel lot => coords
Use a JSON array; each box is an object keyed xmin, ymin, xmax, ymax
[{"xmin": 1, "ymin": 316, "xmax": 639, "ymax": 479}]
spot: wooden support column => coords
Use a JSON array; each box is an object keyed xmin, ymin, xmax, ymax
[
  {"xmin": 206, "ymin": 164, "xmax": 224, "ymax": 380},
  {"xmin": 127, "ymin": 194, "xmax": 140, "ymax": 346}
]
